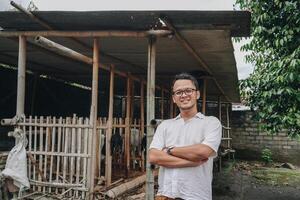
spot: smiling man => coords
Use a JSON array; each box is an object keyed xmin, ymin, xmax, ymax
[{"xmin": 149, "ymin": 73, "xmax": 222, "ymax": 200}]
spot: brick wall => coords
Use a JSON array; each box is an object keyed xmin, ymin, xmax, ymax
[{"xmin": 231, "ymin": 111, "xmax": 300, "ymax": 165}]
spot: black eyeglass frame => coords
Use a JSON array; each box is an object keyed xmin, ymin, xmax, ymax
[{"xmin": 172, "ymin": 88, "xmax": 197, "ymax": 97}]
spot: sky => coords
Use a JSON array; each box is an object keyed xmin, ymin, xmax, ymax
[{"xmin": 0, "ymin": 0, "xmax": 253, "ymax": 80}]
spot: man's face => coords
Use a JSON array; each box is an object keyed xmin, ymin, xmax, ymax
[{"xmin": 172, "ymin": 79, "xmax": 200, "ymax": 111}]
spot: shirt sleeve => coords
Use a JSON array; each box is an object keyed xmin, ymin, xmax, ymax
[
  {"xmin": 201, "ymin": 117, "xmax": 222, "ymax": 157},
  {"xmin": 149, "ymin": 121, "xmax": 166, "ymax": 150}
]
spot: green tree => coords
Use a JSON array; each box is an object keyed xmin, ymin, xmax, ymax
[{"xmin": 235, "ymin": 0, "xmax": 300, "ymax": 137}]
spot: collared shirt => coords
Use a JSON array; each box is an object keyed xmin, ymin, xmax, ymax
[{"xmin": 149, "ymin": 112, "xmax": 222, "ymax": 200}]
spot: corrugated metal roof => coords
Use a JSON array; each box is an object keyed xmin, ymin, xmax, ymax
[{"xmin": 0, "ymin": 10, "xmax": 251, "ymax": 102}]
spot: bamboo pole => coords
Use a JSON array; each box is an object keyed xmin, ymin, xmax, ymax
[
  {"xmin": 202, "ymin": 79, "xmax": 207, "ymax": 114},
  {"xmin": 16, "ymin": 35, "xmax": 26, "ymax": 116},
  {"xmin": 69, "ymin": 116, "xmax": 77, "ymax": 196},
  {"xmin": 34, "ymin": 36, "xmax": 93, "ymax": 64},
  {"xmin": 28, "ymin": 116, "xmax": 32, "ymax": 183},
  {"xmin": 226, "ymin": 103, "xmax": 230, "ymax": 149},
  {"xmin": 146, "ymin": 36, "xmax": 156, "ymax": 200},
  {"xmin": 43, "ymin": 117, "xmax": 50, "ymax": 192},
  {"xmin": 161, "ymin": 89, "xmax": 164, "ymax": 119},
  {"xmin": 55, "ymin": 117, "xmax": 62, "ymax": 194},
  {"xmin": 125, "ymin": 74, "xmax": 132, "ymax": 177},
  {"xmin": 62, "ymin": 118, "xmax": 70, "ymax": 194},
  {"xmin": 82, "ymin": 118, "xmax": 89, "ymax": 199},
  {"xmin": 38, "ymin": 116, "xmax": 44, "ymax": 192},
  {"xmin": 218, "ymin": 96, "xmax": 222, "ymax": 121},
  {"xmin": 88, "ymin": 38, "xmax": 99, "ymax": 200},
  {"xmin": 75, "ymin": 117, "xmax": 82, "ymax": 198},
  {"xmin": 33, "ymin": 116, "xmax": 38, "ymax": 191},
  {"xmin": 0, "ymin": 30, "xmax": 172, "ymax": 38},
  {"xmin": 140, "ymin": 80, "xmax": 145, "ymax": 171},
  {"xmin": 106, "ymin": 65, "xmax": 114, "ymax": 186},
  {"xmin": 49, "ymin": 117, "xmax": 56, "ymax": 193}
]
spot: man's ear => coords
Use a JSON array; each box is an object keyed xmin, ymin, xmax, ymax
[
  {"xmin": 196, "ymin": 90, "xmax": 200, "ymax": 99},
  {"xmin": 172, "ymin": 95, "xmax": 176, "ymax": 103}
]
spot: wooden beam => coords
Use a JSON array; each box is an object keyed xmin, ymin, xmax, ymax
[
  {"xmin": 202, "ymin": 79, "xmax": 207, "ymax": 114},
  {"xmin": 88, "ymin": 38, "xmax": 99, "ymax": 200},
  {"xmin": 0, "ymin": 30, "xmax": 172, "ymax": 38},
  {"xmin": 16, "ymin": 35, "xmax": 26, "ymax": 116},
  {"xmin": 161, "ymin": 18, "xmax": 230, "ymax": 102},
  {"xmin": 146, "ymin": 36, "xmax": 156, "ymax": 200},
  {"xmin": 106, "ymin": 65, "xmax": 114, "ymax": 186}
]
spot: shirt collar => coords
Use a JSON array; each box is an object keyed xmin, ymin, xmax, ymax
[{"xmin": 174, "ymin": 112, "xmax": 204, "ymax": 120}]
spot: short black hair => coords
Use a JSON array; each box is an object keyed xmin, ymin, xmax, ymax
[{"xmin": 172, "ymin": 73, "xmax": 199, "ymax": 91}]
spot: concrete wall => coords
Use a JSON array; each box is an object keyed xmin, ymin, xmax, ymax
[{"xmin": 231, "ymin": 111, "xmax": 300, "ymax": 165}]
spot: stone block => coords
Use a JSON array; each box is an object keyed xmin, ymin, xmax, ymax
[{"xmin": 282, "ymin": 145, "xmax": 292, "ymax": 149}]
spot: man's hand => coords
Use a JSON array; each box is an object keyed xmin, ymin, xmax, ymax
[
  {"xmin": 148, "ymin": 148, "xmax": 207, "ymax": 168},
  {"xmin": 169, "ymin": 144, "xmax": 215, "ymax": 162}
]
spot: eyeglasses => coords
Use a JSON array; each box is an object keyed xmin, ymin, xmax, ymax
[{"xmin": 173, "ymin": 88, "xmax": 197, "ymax": 97}]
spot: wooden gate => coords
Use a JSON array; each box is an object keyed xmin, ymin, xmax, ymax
[{"xmin": 20, "ymin": 115, "xmax": 91, "ymax": 199}]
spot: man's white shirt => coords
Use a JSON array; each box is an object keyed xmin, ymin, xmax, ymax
[{"xmin": 149, "ymin": 112, "xmax": 222, "ymax": 200}]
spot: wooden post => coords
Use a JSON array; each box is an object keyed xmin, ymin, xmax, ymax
[
  {"xmin": 125, "ymin": 74, "xmax": 132, "ymax": 177},
  {"xmin": 226, "ymin": 103, "xmax": 230, "ymax": 148},
  {"xmin": 202, "ymin": 79, "xmax": 207, "ymax": 114},
  {"xmin": 88, "ymin": 38, "xmax": 99, "ymax": 200},
  {"xmin": 161, "ymin": 89, "xmax": 164, "ymax": 119},
  {"xmin": 169, "ymin": 91, "xmax": 173, "ymax": 118},
  {"xmin": 146, "ymin": 36, "xmax": 156, "ymax": 200},
  {"xmin": 218, "ymin": 96, "xmax": 222, "ymax": 122},
  {"xmin": 106, "ymin": 65, "xmax": 114, "ymax": 186},
  {"xmin": 16, "ymin": 35, "xmax": 26, "ymax": 116},
  {"xmin": 140, "ymin": 81, "xmax": 145, "ymax": 171}
]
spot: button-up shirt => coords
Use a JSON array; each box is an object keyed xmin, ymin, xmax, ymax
[{"xmin": 149, "ymin": 112, "xmax": 222, "ymax": 200}]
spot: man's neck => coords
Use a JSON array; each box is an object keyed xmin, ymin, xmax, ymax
[{"xmin": 180, "ymin": 109, "xmax": 198, "ymax": 121}]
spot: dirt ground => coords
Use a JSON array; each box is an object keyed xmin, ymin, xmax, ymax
[{"xmin": 122, "ymin": 160, "xmax": 300, "ymax": 200}]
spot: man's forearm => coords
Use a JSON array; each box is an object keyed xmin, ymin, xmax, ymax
[
  {"xmin": 149, "ymin": 149, "xmax": 205, "ymax": 168},
  {"xmin": 170, "ymin": 144, "xmax": 215, "ymax": 162}
]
